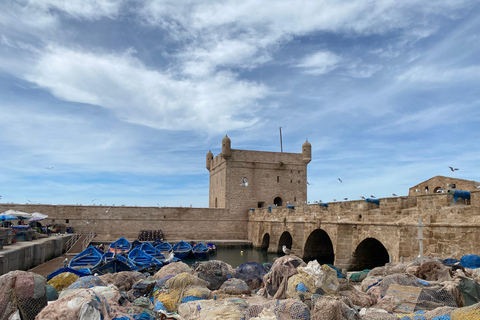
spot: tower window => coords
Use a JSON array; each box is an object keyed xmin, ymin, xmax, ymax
[
  {"xmin": 258, "ymin": 202, "xmax": 265, "ymax": 208},
  {"xmin": 277, "ymin": 176, "xmax": 280, "ymax": 183}
]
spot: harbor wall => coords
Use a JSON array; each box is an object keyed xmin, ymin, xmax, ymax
[
  {"xmin": 0, "ymin": 204, "xmax": 246, "ymax": 242},
  {"xmin": 0, "ymin": 235, "xmax": 71, "ymax": 275}
]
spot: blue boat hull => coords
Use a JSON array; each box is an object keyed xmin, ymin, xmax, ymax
[{"xmin": 173, "ymin": 241, "xmax": 192, "ymax": 259}]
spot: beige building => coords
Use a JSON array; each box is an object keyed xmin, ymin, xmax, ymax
[
  {"xmin": 206, "ymin": 135, "xmax": 312, "ymax": 219},
  {"xmin": 409, "ymin": 175, "xmax": 480, "ymax": 196}
]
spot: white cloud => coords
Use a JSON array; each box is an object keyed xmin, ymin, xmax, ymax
[
  {"xmin": 25, "ymin": 45, "xmax": 268, "ymax": 133},
  {"xmin": 398, "ymin": 65, "xmax": 480, "ymax": 83},
  {"xmin": 29, "ymin": 0, "xmax": 124, "ymax": 20},
  {"xmin": 295, "ymin": 51, "xmax": 341, "ymax": 75}
]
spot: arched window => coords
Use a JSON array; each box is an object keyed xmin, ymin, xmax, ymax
[{"xmin": 274, "ymin": 197, "xmax": 283, "ymax": 206}]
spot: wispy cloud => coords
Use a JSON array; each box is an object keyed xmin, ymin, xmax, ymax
[
  {"xmin": 398, "ymin": 65, "xmax": 480, "ymax": 83},
  {"xmin": 295, "ymin": 51, "xmax": 341, "ymax": 75}
]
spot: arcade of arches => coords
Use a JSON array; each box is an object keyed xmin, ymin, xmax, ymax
[{"xmin": 261, "ymin": 229, "xmax": 390, "ymax": 271}]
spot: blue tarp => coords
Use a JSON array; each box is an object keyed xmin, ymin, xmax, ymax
[
  {"xmin": 319, "ymin": 202, "xmax": 328, "ymax": 208},
  {"xmin": 460, "ymin": 254, "xmax": 480, "ymax": 269},
  {"xmin": 365, "ymin": 198, "xmax": 380, "ymax": 205},
  {"xmin": 287, "ymin": 205, "xmax": 295, "ymax": 209}
]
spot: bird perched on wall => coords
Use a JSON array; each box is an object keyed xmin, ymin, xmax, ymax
[
  {"xmin": 391, "ymin": 193, "xmax": 397, "ymax": 196},
  {"xmin": 343, "ymin": 198, "xmax": 348, "ymax": 200},
  {"xmin": 282, "ymin": 245, "xmax": 291, "ymax": 255},
  {"xmin": 360, "ymin": 196, "xmax": 365, "ymax": 200},
  {"xmin": 241, "ymin": 177, "xmax": 248, "ymax": 187},
  {"xmin": 338, "ymin": 178, "xmax": 342, "ymax": 183},
  {"xmin": 436, "ymin": 188, "xmax": 445, "ymax": 193},
  {"xmin": 63, "ymin": 258, "xmax": 68, "ymax": 265},
  {"xmin": 370, "ymin": 195, "xmax": 375, "ymax": 198},
  {"xmin": 449, "ymin": 166, "xmax": 459, "ymax": 173},
  {"xmin": 333, "ymin": 199, "xmax": 336, "ymax": 201}
]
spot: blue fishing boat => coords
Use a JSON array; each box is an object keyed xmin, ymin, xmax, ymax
[
  {"xmin": 140, "ymin": 242, "xmax": 164, "ymax": 260},
  {"xmin": 172, "ymin": 241, "xmax": 192, "ymax": 259},
  {"xmin": 68, "ymin": 246, "xmax": 103, "ymax": 269},
  {"xmin": 109, "ymin": 237, "xmax": 131, "ymax": 253},
  {"xmin": 101, "ymin": 251, "xmax": 140, "ymax": 271},
  {"xmin": 128, "ymin": 248, "xmax": 163, "ymax": 269},
  {"xmin": 46, "ymin": 266, "xmax": 91, "ymax": 281},
  {"xmin": 92, "ymin": 257, "xmax": 133, "ymax": 275},
  {"xmin": 192, "ymin": 243, "xmax": 209, "ymax": 259},
  {"xmin": 155, "ymin": 241, "xmax": 172, "ymax": 252},
  {"xmin": 206, "ymin": 243, "xmax": 217, "ymax": 253}
]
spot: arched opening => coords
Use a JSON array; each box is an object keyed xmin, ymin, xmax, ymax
[
  {"xmin": 303, "ymin": 229, "xmax": 335, "ymax": 264},
  {"xmin": 350, "ymin": 238, "xmax": 389, "ymax": 270},
  {"xmin": 277, "ymin": 231, "xmax": 292, "ymax": 253},
  {"xmin": 433, "ymin": 186, "xmax": 443, "ymax": 193},
  {"xmin": 273, "ymin": 197, "xmax": 283, "ymax": 206},
  {"xmin": 261, "ymin": 233, "xmax": 270, "ymax": 250}
]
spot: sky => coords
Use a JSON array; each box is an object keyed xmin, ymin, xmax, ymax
[{"xmin": 1, "ymin": 0, "xmax": 479, "ymax": 207}]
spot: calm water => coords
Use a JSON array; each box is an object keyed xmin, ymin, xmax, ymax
[{"xmin": 181, "ymin": 247, "xmax": 283, "ymax": 268}]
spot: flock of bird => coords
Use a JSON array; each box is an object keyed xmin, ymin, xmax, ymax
[{"xmin": 323, "ymin": 166, "xmax": 461, "ymax": 203}]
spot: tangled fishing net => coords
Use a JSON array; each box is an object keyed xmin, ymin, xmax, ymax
[
  {"xmin": 0, "ymin": 270, "xmax": 48, "ymax": 320},
  {"xmin": 47, "ymin": 272, "xmax": 79, "ymax": 292},
  {"xmin": 236, "ymin": 262, "xmax": 268, "ymax": 290},
  {"xmin": 36, "ymin": 288, "xmax": 131, "ymax": 320},
  {"xmin": 286, "ymin": 273, "xmax": 316, "ymax": 308},
  {"xmin": 98, "ymin": 271, "xmax": 146, "ymax": 291},
  {"xmin": 66, "ymin": 275, "xmax": 107, "ymax": 290},
  {"xmin": 218, "ymin": 278, "xmax": 251, "ymax": 295},
  {"xmin": 193, "ymin": 260, "xmax": 235, "ymax": 290},
  {"xmin": 244, "ymin": 298, "xmax": 309, "ymax": 320},
  {"xmin": 414, "ymin": 261, "xmax": 453, "ymax": 282},
  {"xmin": 155, "ymin": 272, "xmax": 212, "ymax": 312},
  {"xmin": 258, "ymin": 255, "xmax": 306, "ymax": 300},
  {"xmin": 152, "ymin": 261, "xmax": 192, "ymax": 280},
  {"xmin": 339, "ymin": 290, "xmax": 373, "ymax": 307},
  {"xmin": 311, "ymin": 295, "xmax": 360, "ymax": 320},
  {"xmin": 367, "ymin": 263, "xmax": 408, "ymax": 277},
  {"xmin": 178, "ymin": 298, "xmax": 248, "ymax": 320}
]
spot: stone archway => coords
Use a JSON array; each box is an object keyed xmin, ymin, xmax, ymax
[
  {"xmin": 277, "ymin": 231, "xmax": 292, "ymax": 253},
  {"xmin": 274, "ymin": 197, "xmax": 283, "ymax": 206},
  {"xmin": 350, "ymin": 237, "xmax": 389, "ymax": 270},
  {"xmin": 261, "ymin": 233, "xmax": 270, "ymax": 250},
  {"xmin": 303, "ymin": 229, "xmax": 335, "ymax": 264}
]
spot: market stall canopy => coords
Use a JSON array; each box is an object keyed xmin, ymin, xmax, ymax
[
  {"xmin": 2, "ymin": 209, "xmax": 32, "ymax": 219},
  {"xmin": 29, "ymin": 212, "xmax": 48, "ymax": 222},
  {"xmin": 0, "ymin": 214, "xmax": 18, "ymax": 221}
]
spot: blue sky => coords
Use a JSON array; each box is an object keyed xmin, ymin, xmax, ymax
[{"xmin": 1, "ymin": 0, "xmax": 479, "ymax": 207}]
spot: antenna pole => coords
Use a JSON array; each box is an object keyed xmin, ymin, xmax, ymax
[{"xmin": 279, "ymin": 127, "xmax": 283, "ymax": 153}]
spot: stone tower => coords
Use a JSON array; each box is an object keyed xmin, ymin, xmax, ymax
[{"xmin": 207, "ymin": 135, "xmax": 311, "ymax": 219}]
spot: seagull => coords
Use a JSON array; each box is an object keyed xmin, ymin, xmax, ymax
[
  {"xmin": 282, "ymin": 245, "xmax": 291, "ymax": 255},
  {"xmin": 449, "ymin": 166, "xmax": 459, "ymax": 173},
  {"xmin": 92, "ymin": 199, "xmax": 98, "ymax": 202},
  {"xmin": 241, "ymin": 177, "xmax": 248, "ymax": 187},
  {"xmin": 436, "ymin": 188, "xmax": 445, "ymax": 193},
  {"xmin": 425, "ymin": 188, "xmax": 430, "ymax": 193},
  {"xmin": 446, "ymin": 184, "xmax": 456, "ymax": 188},
  {"xmin": 343, "ymin": 198, "xmax": 348, "ymax": 200},
  {"xmin": 391, "ymin": 193, "xmax": 397, "ymax": 197},
  {"xmin": 416, "ymin": 189, "xmax": 421, "ymax": 192},
  {"xmin": 360, "ymin": 196, "xmax": 365, "ymax": 200},
  {"xmin": 333, "ymin": 199, "xmax": 336, "ymax": 202},
  {"xmin": 338, "ymin": 178, "xmax": 342, "ymax": 183},
  {"xmin": 63, "ymin": 258, "xmax": 68, "ymax": 264},
  {"xmin": 370, "ymin": 195, "xmax": 375, "ymax": 198}
]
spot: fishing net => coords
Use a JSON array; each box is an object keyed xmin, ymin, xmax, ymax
[
  {"xmin": 451, "ymin": 301, "xmax": 480, "ymax": 319},
  {"xmin": 46, "ymin": 284, "xmax": 59, "ymax": 301},
  {"xmin": 152, "ymin": 261, "xmax": 192, "ymax": 280},
  {"xmin": 286, "ymin": 273, "xmax": 316, "ymax": 308},
  {"xmin": 36, "ymin": 288, "xmax": 131, "ymax": 320},
  {"xmin": 98, "ymin": 271, "xmax": 146, "ymax": 291},
  {"xmin": 257, "ymin": 255, "xmax": 306, "ymax": 300},
  {"xmin": 47, "ymin": 272, "xmax": 79, "ymax": 292},
  {"xmin": 414, "ymin": 261, "xmax": 453, "ymax": 282},
  {"xmin": 218, "ymin": 278, "xmax": 251, "ymax": 295},
  {"xmin": 236, "ymin": 262, "xmax": 268, "ymax": 290},
  {"xmin": 360, "ymin": 276, "xmax": 382, "ymax": 292},
  {"xmin": 367, "ymin": 263, "xmax": 408, "ymax": 277},
  {"xmin": 177, "ymin": 298, "xmax": 247, "ymax": 320},
  {"xmin": 460, "ymin": 255, "xmax": 480, "ymax": 269},
  {"xmin": 339, "ymin": 290, "xmax": 374, "ymax": 307},
  {"xmin": 244, "ymin": 298, "xmax": 310, "ymax": 320},
  {"xmin": 192, "ymin": 260, "xmax": 235, "ymax": 290},
  {"xmin": 358, "ymin": 308, "xmax": 398, "ymax": 319},
  {"xmin": 0, "ymin": 270, "xmax": 48, "ymax": 320},
  {"xmin": 67, "ymin": 275, "xmax": 107, "ymax": 290},
  {"xmin": 155, "ymin": 272, "xmax": 212, "ymax": 312},
  {"xmin": 368, "ymin": 273, "xmax": 458, "ymax": 312},
  {"xmin": 311, "ymin": 295, "xmax": 360, "ymax": 320},
  {"xmin": 349, "ymin": 270, "xmax": 370, "ymax": 283},
  {"xmin": 127, "ymin": 280, "xmax": 157, "ymax": 301},
  {"xmin": 319, "ymin": 264, "xmax": 340, "ymax": 295}
]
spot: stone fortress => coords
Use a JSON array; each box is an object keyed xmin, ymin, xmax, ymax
[{"xmin": 1, "ymin": 136, "xmax": 479, "ymax": 271}]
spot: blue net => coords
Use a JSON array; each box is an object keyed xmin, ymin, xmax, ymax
[
  {"xmin": 296, "ymin": 283, "xmax": 308, "ymax": 292},
  {"xmin": 236, "ymin": 262, "xmax": 267, "ymax": 289},
  {"xmin": 460, "ymin": 255, "xmax": 480, "ymax": 269},
  {"xmin": 181, "ymin": 296, "xmax": 206, "ymax": 303},
  {"xmin": 67, "ymin": 275, "xmax": 106, "ymax": 289}
]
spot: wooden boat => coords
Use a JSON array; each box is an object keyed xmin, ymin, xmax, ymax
[
  {"xmin": 92, "ymin": 257, "xmax": 134, "ymax": 275},
  {"xmin": 68, "ymin": 246, "xmax": 103, "ymax": 269},
  {"xmin": 46, "ymin": 266, "xmax": 91, "ymax": 281},
  {"xmin": 172, "ymin": 241, "xmax": 192, "ymax": 259},
  {"xmin": 140, "ymin": 242, "xmax": 164, "ymax": 260},
  {"xmin": 101, "ymin": 251, "xmax": 139, "ymax": 271},
  {"xmin": 192, "ymin": 243, "xmax": 209, "ymax": 259},
  {"xmin": 108, "ymin": 237, "xmax": 131, "ymax": 253},
  {"xmin": 128, "ymin": 248, "xmax": 163, "ymax": 269},
  {"xmin": 155, "ymin": 241, "xmax": 172, "ymax": 252}
]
